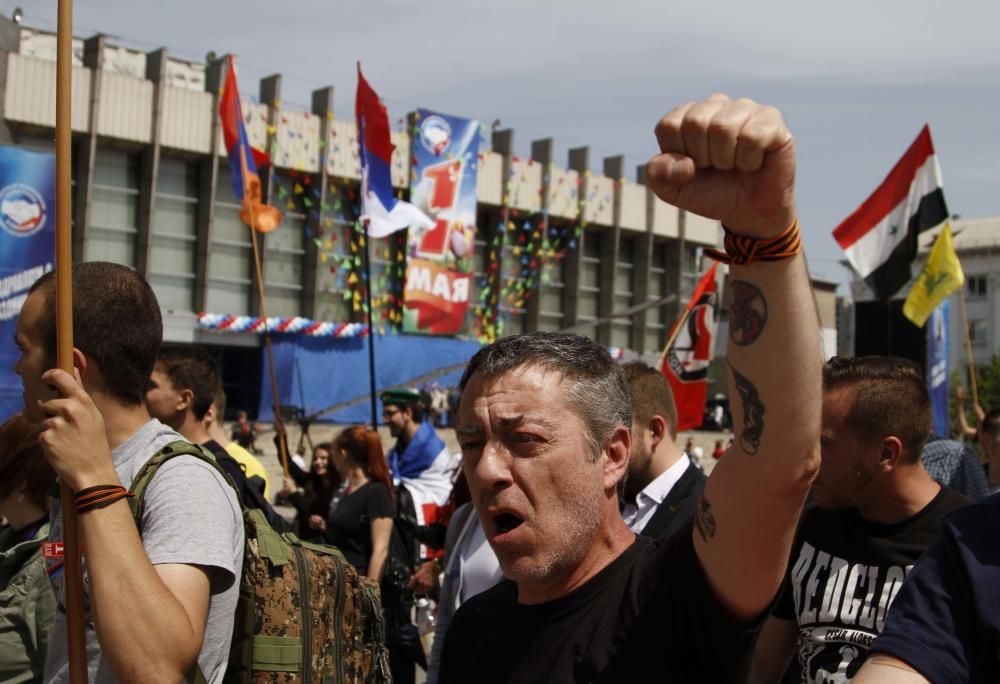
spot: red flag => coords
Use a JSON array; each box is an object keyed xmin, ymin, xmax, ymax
[{"xmin": 661, "ymin": 264, "xmax": 719, "ymax": 432}]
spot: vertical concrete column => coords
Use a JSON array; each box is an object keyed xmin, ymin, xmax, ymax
[
  {"xmin": 491, "ymin": 128, "xmax": 513, "ymax": 333},
  {"xmin": 675, "ymin": 209, "xmax": 688, "ymax": 302},
  {"xmin": 72, "ymin": 34, "xmax": 105, "ymax": 263},
  {"xmin": 304, "ymin": 86, "xmax": 334, "ymax": 318},
  {"xmin": 525, "ymin": 137, "xmax": 553, "ymax": 331},
  {"xmin": 135, "ymin": 47, "xmax": 167, "ymax": 280},
  {"xmin": 195, "ymin": 55, "xmax": 226, "ymax": 313},
  {"xmin": 254, "ymin": 74, "xmax": 281, "ymax": 314},
  {"xmin": 598, "ymin": 155, "xmax": 625, "ymax": 346},
  {"xmin": 633, "ymin": 164, "xmax": 655, "ymax": 353},
  {"xmin": 0, "ymin": 19, "xmax": 21, "ymax": 144},
  {"xmin": 564, "ymin": 146, "xmax": 589, "ymax": 330}
]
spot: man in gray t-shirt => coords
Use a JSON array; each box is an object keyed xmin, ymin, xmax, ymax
[
  {"xmin": 14, "ymin": 263, "xmax": 243, "ymax": 682},
  {"xmin": 44, "ymin": 420, "xmax": 243, "ymax": 683}
]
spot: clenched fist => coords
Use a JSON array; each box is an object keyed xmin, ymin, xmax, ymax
[{"xmin": 646, "ymin": 94, "xmax": 795, "ymax": 240}]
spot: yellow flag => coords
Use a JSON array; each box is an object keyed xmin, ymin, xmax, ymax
[{"xmin": 903, "ymin": 223, "xmax": 964, "ymax": 327}]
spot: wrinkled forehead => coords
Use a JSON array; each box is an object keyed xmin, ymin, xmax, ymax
[
  {"xmin": 461, "ymin": 362, "xmax": 569, "ymax": 399},
  {"xmin": 458, "ymin": 364, "xmax": 573, "ymax": 425}
]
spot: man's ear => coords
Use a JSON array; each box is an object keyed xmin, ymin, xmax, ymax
[
  {"xmin": 648, "ymin": 415, "xmax": 667, "ymax": 450},
  {"xmin": 203, "ymin": 402, "xmax": 217, "ymax": 428},
  {"xmin": 604, "ymin": 425, "xmax": 632, "ymax": 494},
  {"xmin": 878, "ymin": 435, "xmax": 903, "ymax": 471},
  {"xmin": 177, "ymin": 387, "xmax": 195, "ymax": 414},
  {"xmin": 71, "ymin": 347, "xmax": 88, "ymax": 372},
  {"xmin": 71, "ymin": 347, "xmax": 93, "ymax": 386}
]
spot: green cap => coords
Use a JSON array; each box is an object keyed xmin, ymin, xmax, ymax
[{"xmin": 380, "ymin": 388, "xmax": 420, "ymax": 406}]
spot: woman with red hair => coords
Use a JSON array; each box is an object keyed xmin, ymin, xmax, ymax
[
  {"xmin": 324, "ymin": 426, "xmax": 395, "ymax": 581},
  {"xmin": 326, "ymin": 427, "xmax": 423, "ymax": 683}
]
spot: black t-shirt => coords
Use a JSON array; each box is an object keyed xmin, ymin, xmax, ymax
[
  {"xmin": 772, "ymin": 485, "xmax": 969, "ymax": 682},
  {"xmin": 325, "ymin": 480, "xmax": 394, "ymax": 573},
  {"xmin": 439, "ymin": 522, "xmax": 760, "ymax": 683}
]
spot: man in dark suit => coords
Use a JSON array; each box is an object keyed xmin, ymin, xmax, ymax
[{"xmin": 622, "ymin": 361, "xmax": 707, "ymax": 540}]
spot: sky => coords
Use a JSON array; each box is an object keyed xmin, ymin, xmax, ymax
[{"xmin": 15, "ymin": 0, "xmax": 1000, "ymax": 287}]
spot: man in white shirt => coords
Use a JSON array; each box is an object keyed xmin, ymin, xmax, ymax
[{"xmin": 622, "ymin": 361, "xmax": 707, "ymax": 540}]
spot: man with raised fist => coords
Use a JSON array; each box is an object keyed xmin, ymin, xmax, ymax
[{"xmin": 438, "ymin": 94, "xmax": 822, "ymax": 682}]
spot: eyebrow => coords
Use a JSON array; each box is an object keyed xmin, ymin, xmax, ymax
[
  {"xmin": 454, "ymin": 424, "xmax": 484, "ymax": 438},
  {"xmin": 454, "ymin": 414, "xmax": 558, "ymax": 438}
]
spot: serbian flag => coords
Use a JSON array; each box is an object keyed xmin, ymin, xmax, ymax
[
  {"xmin": 355, "ymin": 64, "xmax": 433, "ymax": 238},
  {"xmin": 661, "ymin": 263, "xmax": 719, "ymax": 432},
  {"xmin": 219, "ymin": 56, "xmax": 281, "ymax": 233},
  {"xmin": 833, "ymin": 125, "xmax": 948, "ymax": 301}
]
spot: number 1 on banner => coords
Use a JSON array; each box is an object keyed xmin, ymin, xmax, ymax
[{"xmin": 418, "ymin": 159, "xmax": 463, "ymax": 257}]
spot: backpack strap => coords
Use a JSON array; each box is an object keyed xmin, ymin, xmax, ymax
[
  {"xmin": 126, "ymin": 440, "xmax": 233, "ymax": 684},
  {"xmin": 128, "ymin": 440, "xmax": 234, "ymax": 532}
]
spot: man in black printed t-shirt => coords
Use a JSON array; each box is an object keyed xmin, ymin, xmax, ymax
[
  {"xmin": 750, "ymin": 357, "xmax": 969, "ymax": 684},
  {"xmin": 439, "ymin": 94, "xmax": 824, "ymax": 683}
]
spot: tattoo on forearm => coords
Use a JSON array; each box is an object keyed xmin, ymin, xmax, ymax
[
  {"xmin": 694, "ymin": 495, "xmax": 716, "ymax": 542},
  {"xmin": 731, "ymin": 364, "xmax": 765, "ymax": 454},
  {"xmin": 728, "ymin": 280, "xmax": 767, "ymax": 346}
]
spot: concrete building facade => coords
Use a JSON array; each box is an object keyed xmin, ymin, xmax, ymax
[{"xmin": 1, "ymin": 21, "xmax": 844, "ymax": 412}]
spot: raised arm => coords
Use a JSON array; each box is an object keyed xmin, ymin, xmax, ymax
[
  {"xmin": 647, "ymin": 94, "xmax": 822, "ymax": 619},
  {"xmin": 955, "ymin": 386, "xmax": 981, "ymax": 438}
]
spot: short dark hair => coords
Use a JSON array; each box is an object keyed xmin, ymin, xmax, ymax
[
  {"xmin": 156, "ymin": 346, "xmax": 220, "ymax": 420},
  {"xmin": 823, "ymin": 356, "xmax": 931, "ymax": 463},
  {"xmin": 460, "ymin": 332, "xmax": 631, "ymax": 460},
  {"xmin": 983, "ymin": 409, "xmax": 1000, "ymax": 438},
  {"xmin": 29, "ymin": 262, "xmax": 162, "ymax": 405},
  {"xmin": 0, "ymin": 413, "xmax": 56, "ymax": 509},
  {"xmin": 622, "ymin": 361, "xmax": 678, "ymax": 439}
]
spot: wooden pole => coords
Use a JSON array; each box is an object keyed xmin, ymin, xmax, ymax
[
  {"xmin": 656, "ymin": 305, "xmax": 694, "ymax": 373},
  {"xmin": 361, "ymin": 220, "xmax": 378, "ymax": 429},
  {"xmin": 238, "ymin": 143, "xmax": 289, "ymax": 479},
  {"xmin": 55, "ymin": 0, "xmax": 88, "ymax": 680},
  {"xmin": 958, "ymin": 287, "xmax": 980, "ymax": 407}
]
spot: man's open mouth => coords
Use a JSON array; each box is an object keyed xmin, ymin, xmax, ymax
[{"xmin": 493, "ymin": 512, "xmax": 524, "ymax": 534}]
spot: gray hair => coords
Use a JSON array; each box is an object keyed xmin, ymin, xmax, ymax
[{"xmin": 459, "ymin": 332, "xmax": 632, "ymax": 462}]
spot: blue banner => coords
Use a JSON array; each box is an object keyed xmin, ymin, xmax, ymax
[
  {"xmin": 926, "ymin": 299, "xmax": 950, "ymax": 437},
  {"xmin": 257, "ymin": 333, "xmax": 481, "ymax": 424},
  {"xmin": 0, "ymin": 146, "xmax": 56, "ymax": 422},
  {"xmin": 404, "ymin": 109, "xmax": 480, "ymax": 335}
]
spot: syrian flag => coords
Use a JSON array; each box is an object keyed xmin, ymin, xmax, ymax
[
  {"xmin": 833, "ymin": 125, "xmax": 948, "ymax": 301},
  {"xmin": 661, "ymin": 264, "xmax": 719, "ymax": 432}
]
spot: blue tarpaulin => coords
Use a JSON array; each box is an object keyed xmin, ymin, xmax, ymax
[{"xmin": 257, "ymin": 333, "xmax": 481, "ymax": 424}]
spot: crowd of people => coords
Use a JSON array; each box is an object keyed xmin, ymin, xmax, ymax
[{"xmin": 2, "ymin": 94, "xmax": 999, "ymax": 683}]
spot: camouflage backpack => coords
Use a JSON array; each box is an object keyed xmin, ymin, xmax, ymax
[{"xmin": 128, "ymin": 440, "xmax": 392, "ymax": 683}]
